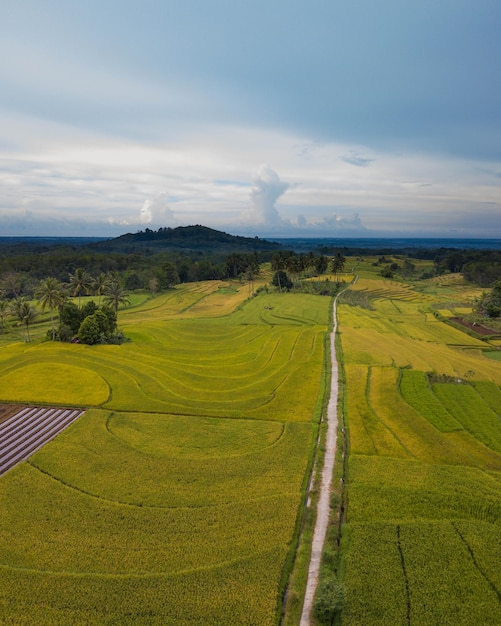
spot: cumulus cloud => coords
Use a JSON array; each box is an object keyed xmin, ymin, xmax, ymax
[
  {"xmin": 245, "ymin": 164, "xmax": 289, "ymax": 226},
  {"xmin": 317, "ymin": 212, "xmax": 366, "ymax": 230},
  {"xmin": 139, "ymin": 192, "xmax": 176, "ymax": 226}
]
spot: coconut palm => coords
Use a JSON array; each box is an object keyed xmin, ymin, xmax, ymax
[
  {"xmin": 35, "ymin": 277, "xmax": 66, "ymax": 340},
  {"xmin": 10, "ymin": 298, "xmax": 39, "ymax": 342},
  {"xmin": 331, "ymin": 252, "xmax": 346, "ymax": 282},
  {"xmin": 93, "ymin": 272, "xmax": 110, "ymax": 306},
  {"xmin": 104, "ymin": 280, "xmax": 131, "ymax": 313},
  {"xmin": 68, "ymin": 268, "xmax": 93, "ymax": 309}
]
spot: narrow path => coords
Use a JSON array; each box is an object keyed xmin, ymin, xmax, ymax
[{"xmin": 299, "ymin": 293, "xmax": 342, "ymax": 625}]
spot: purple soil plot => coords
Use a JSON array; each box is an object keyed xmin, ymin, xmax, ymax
[{"xmin": 0, "ymin": 405, "xmax": 85, "ymax": 476}]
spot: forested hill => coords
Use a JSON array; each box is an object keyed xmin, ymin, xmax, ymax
[{"xmin": 89, "ymin": 225, "xmax": 282, "ymax": 253}]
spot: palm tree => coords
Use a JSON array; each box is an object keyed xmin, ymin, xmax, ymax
[
  {"xmin": 10, "ymin": 298, "xmax": 38, "ymax": 342},
  {"xmin": 69, "ymin": 268, "xmax": 93, "ymax": 309},
  {"xmin": 331, "ymin": 252, "xmax": 346, "ymax": 282},
  {"xmin": 35, "ymin": 277, "xmax": 66, "ymax": 340},
  {"xmin": 93, "ymin": 272, "xmax": 110, "ymax": 306},
  {"xmin": 104, "ymin": 280, "xmax": 131, "ymax": 313},
  {"xmin": 0, "ymin": 299, "xmax": 9, "ymax": 334}
]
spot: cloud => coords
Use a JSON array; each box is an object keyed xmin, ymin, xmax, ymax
[
  {"xmin": 341, "ymin": 152, "xmax": 375, "ymax": 167},
  {"xmin": 139, "ymin": 193, "xmax": 176, "ymax": 226},
  {"xmin": 316, "ymin": 212, "xmax": 367, "ymax": 231},
  {"xmin": 244, "ymin": 164, "xmax": 289, "ymax": 226}
]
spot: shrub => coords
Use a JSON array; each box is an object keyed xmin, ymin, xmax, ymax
[
  {"xmin": 314, "ymin": 576, "xmax": 344, "ymax": 625},
  {"xmin": 78, "ymin": 313, "xmax": 101, "ymax": 344}
]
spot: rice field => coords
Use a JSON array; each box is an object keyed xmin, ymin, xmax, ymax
[
  {"xmin": 0, "ymin": 280, "xmax": 330, "ymax": 624},
  {"xmin": 338, "ymin": 271, "xmax": 501, "ymax": 624}
]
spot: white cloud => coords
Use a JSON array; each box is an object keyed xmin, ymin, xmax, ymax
[
  {"xmin": 140, "ymin": 193, "xmax": 176, "ymax": 226},
  {"xmin": 242, "ymin": 164, "xmax": 289, "ymax": 227},
  {"xmin": 0, "ymin": 111, "xmax": 500, "ymax": 237}
]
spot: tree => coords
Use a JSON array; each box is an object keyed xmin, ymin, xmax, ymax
[
  {"xmin": 272, "ymin": 270, "xmax": 292, "ymax": 291},
  {"xmin": 0, "ymin": 271, "xmax": 25, "ymax": 299},
  {"xmin": 10, "ymin": 298, "xmax": 39, "ymax": 342},
  {"xmin": 315, "ymin": 255, "xmax": 329, "ymax": 275},
  {"xmin": 69, "ymin": 268, "xmax": 93, "ymax": 308},
  {"xmin": 0, "ymin": 299, "xmax": 9, "ymax": 334},
  {"xmin": 104, "ymin": 279, "xmax": 131, "ymax": 313},
  {"xmin": 59, "ymin": 301, "xmax": 83, "ymax": 335},
  {"xmin": 93, "ymin": 272, "xmax": 110, "ymax": 305},
  {"xmin": 331, "ymin": 252, "xmax": 346, "ymax": 282},
  {"xmin": 35, "ymin": 277, "xmax": 66, "ymax": 340},
  {"xmin": 77, "ymin": 314, "xmax": 101, "ymax": 345},
  {"xmin": 160, "ymin": 262, "xmax": 180, "ymax": 289},
  {"xmin": 476, "ymin": 279, "xmax": 501, "ymax": 318},
  {"xmin": 271, "ymin": 252, "xmax": 287, "ymax": 292}
]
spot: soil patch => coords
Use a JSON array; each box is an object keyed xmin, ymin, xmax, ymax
[
  {"xmin": 450, "ymin": 317, "xmax": 499, "ymax": 336},
  {"xmin": 0, "ymin": 404, "xmax": 28, "ymax": 425}
]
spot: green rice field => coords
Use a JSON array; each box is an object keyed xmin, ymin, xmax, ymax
[
  {"xmin": 0, "ymin": 281, "xmax": 330, "ymax": 625},
  {"xmin": 338, "ymin": 261, "xmax": 501, "ymax": 625}
]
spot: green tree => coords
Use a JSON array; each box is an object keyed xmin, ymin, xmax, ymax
[
  {"xmin": 271, "ymin": 252, "xmax": 287, "ymax": 292},
  {"xmin": 476, "ymin": 279, "xmax": 501, "ymax": 318},
  {"xmin": 77, "ymin": 314, "xmax": 101, "ymax": 345},
  {"xmin": 35, "ymin": 277, "xmax": 66, "ymax": 340},
  {"xmin": 160, "ymin": 262, "xmax": 180, "ymax": 289},
  {"xmin": 0, "ymin": 299, "xmax": 9, "ymax": 334},
  {"xmin": 315, "ymin": 255, "xmax": 329, "ymax": 275},
  {"xmin": 331, "ymin": 252, "xmax": 346, "ymax": 282},
  {"xmin": 104, "ymin": 280, "xmax": 131, "ymax": 313},
  {"xmin": 10, "ymin": 298, "xmax": 39, "ymax": 342},
  {"xmin": 0, "ymin": 271, "xmax": 25, "ymax": 298},
  {"xmin": 59, "ymin": 301, "xmax": 83, "ymax": 335},
  {"xmin": 93, "ymin": 272, "xmax": 110, "ymax": 305},
  {"xmin": 272, "ymin": 270, "xmax": 292, "ymax": 291},
  {"xmin": 69, "ymin": 268, "xmax": 93, "ymax": 308}
]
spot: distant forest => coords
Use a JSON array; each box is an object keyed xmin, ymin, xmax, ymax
[{"xmin": 0, "ymin": 226, "xmax": 500, "ymax": 299}]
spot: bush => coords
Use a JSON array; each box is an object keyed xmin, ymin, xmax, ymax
[
  {"xmin": 314, "ymin": 576, "xmax": 344, "ymax": 625},
  {"xmin": 78, "ymin": 314, "xmax": 101, "ymax": 345}
]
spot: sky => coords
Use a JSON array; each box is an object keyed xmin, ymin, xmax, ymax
[{"xmin": 1, "ymin": 0, "xmax": 500, "ymax": 239}]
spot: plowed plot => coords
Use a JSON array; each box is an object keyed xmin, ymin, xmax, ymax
[
  {"xmin": 0, "ymin": 405, "xmax": 84, "ymax": 475},
  {"xmin": 450, "ymin": 317, "xmax": 499, "ymax": 336}
]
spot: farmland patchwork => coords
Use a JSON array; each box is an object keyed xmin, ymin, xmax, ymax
[{"xmin": 0, "ymin": 283, "xmax": 329, "ymax": 624}]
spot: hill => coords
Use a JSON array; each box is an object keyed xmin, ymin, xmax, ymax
[{"xmin": 88, "ymin": 225, "xmax": 282, "ymax": 253}]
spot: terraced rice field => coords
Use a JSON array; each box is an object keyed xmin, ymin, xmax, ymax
[
  {"xmin": 338, "ymin": 269, "xmax": 501, "ymax": 625},
  {"xmin": 0, "ymin": 280, "xmax": 330, "ymax": 624}
]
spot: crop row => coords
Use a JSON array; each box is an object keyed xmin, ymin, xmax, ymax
[
  {"xmin": 338, "ymin": 268, "xmax": 501, "ymax": 625},
  {"xmin": 399, "ymin": 369, "xmax": 462, "ymax": 432},
  {"xmin": 0, "ymin": 322, "xmax": 327, "ymax": 420},
  {"xmin": 0, "ymin": 286, "xmax": 329, "ymax": 624},
  {"xmin": 0, "ymin": 547, "xmax": 286, "ymax": 625},
  {"xmin": 342, "ymin": 521, "xmax": 501, "ymax": 626},
  {"xmin": 29, "ymin": 410, "xmax": 314, "ymax": 507}
]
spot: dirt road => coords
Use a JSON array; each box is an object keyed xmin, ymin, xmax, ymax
[{"xmin": 299, "ymin": 295, "xmax": 341, "ymax": 625}]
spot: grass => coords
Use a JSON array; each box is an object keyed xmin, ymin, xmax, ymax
[{"xmin": 0, "ymin": 281, "xmax": 330, "ymax": 624}]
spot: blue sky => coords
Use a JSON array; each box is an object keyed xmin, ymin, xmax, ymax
[{"xmin": 1, "ymin": 0, "xmax": 500, "ymax": 238}]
